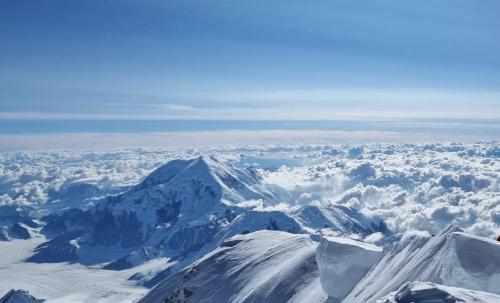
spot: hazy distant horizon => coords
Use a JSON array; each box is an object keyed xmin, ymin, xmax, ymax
[
  {"xmin": 0, "ymin": 118, "xmax": 498, "ymax": 151},
  {"xmin": 2, "ymin": 1, "xmax": 500, "ymax": 144}
]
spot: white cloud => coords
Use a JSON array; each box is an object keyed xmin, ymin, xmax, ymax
[
  {"xmin": 163, "ymin": 88, "xmax": 500, "ymax": 119},
  {"xmin": 0, "ymin": 142, "xmax": 498, "ymax": 238},
  {"xmin": 260, "ymin": 142, "xmax": 499, "ymax": 238},
  {"xmin": 364, "ymin": 232, "xmax": 384, "ymax": 243},
  {"xmin": 163, "ymin": 104, "xmax": 198, "ymax": 111},
  {"xmin": 2, "ymin": 130, "xmax": 485, "ymax": 152},
  {"xmin": 1, "ymin": 88, "xmax": 500, "ymax": 121}
]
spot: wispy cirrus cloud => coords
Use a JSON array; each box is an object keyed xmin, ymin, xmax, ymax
[{"xmin": 1, "ymin": 88, "xmax": 499, "ymax": 121}]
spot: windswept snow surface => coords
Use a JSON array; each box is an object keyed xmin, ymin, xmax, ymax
[
  {"xmin": 139, "ymin": 230, "xmax": 327, "ymax": 303},
  {"xmin": 0, "ymin": 237, "xmax": 149, "ymax": 303},
  {"xmin": 344, "ymin": 225, "xmax": 500, "ymax": 302},
  {"xmin": 380, "ymin": 281, "xmax": 500, "ymax": 303},
  {"xmin": 316, "ymin": 236, "xmax": 382, "ymax": 302},
  {"xmin": 139, "ymin": 225, "xmax": 500, "ymax": 303}
]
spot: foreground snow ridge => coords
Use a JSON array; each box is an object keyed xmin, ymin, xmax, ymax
[
  {"xmin": 316, "ymin": 236, "xmax": 382, "ymax": 302},
  {"xmin": 137, "ymin": 225, "xmax": 500, "ymax": 303},
  {"xmin": 139, "ymin": 230, "xmax": 326, "ymax": 303},
  {"xmin": 342, "ymin": 225, "xmax": 500, "ymax": 302}
]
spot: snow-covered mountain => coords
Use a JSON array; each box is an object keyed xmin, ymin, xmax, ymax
[
  {"xmin": 138, "ymin": 225, "xmax": 500, "ymax": 303},
  {"xmin": 139, "ymin": 230, "xmax": 327, "ymax": 303},
  {"xmin": 0, "ymin": 289, "xmax": 44, "ymax": 303},
  {"xmin": 3, "ymin": 142, "xmax": 498, "ymax": 239},
  {"xmin": 316, "ymin": 235, "xmax": 382, "ymax": 302},
  {"xmin": 30, "ymin": 157, "xmax": 281, "ymax": 264},
  {"xmin": 343, "ymin": 225, "xmax": 500, "ymax": 302},
  {"xmin": 292, "ymin": 204, "xmax": 387, "ymax": 235},
  {"xmin": 0, "ymin": 143, "xmax": 499, "ymax": 303},
  {"xmin": 29, "ymin": 156, "xmax": 382, "ymax": 287},
  {"xmin": 0, "ymin": 205, "xmax": 39, "ymax": 241}
]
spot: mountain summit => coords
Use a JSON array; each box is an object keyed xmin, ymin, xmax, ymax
[{"xmin": 30, "ymin": 156, "xmax": 383, "ymax": 287}]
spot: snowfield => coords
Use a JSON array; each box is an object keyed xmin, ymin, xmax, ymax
[
  {"xmin": 380, "ymin": 281, "xmax": 500, "ymax": 303},
  {"xmin": 0, "ymin": 237, "xmax": 148, "ymax": 303},
  {"xmin": 139, "ymin": 224, "xmax": 500, "ymax": 303},
  {"xmin": 139, "ymin": 230, "xmax": 327, "ymax": 303},
  {"xmin": 343, "ymin": 225, "xmax": 500, "ymax": 302},
  {"xmin": 316, "ymin": 236, "xmax": 382, "ymax": 301}
]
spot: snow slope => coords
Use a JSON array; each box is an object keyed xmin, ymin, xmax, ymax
[
  {"xmin": 344, "ymin": 225, "xmax": 500, "ymax": 302},
  {"xmin": 0, "ymin": 289, "xmax": 44, "ymax": 303},
  {"xmin": 139, "ymin": 230, "xmax": 327, "ymax": 303},
  {"xmin": 0, "ymin": 237, "xmax": 150, "ymax": 303},
  {"xmin": 316, "ymin": 236, "xmax": 382, "ymax": 302},
  {"xmin": 380, "ymin": 281, "xmax": 500, "ymax": 303},
  {"xmin": 292, "ymin": 204, "xmax": 387, "ymax": 235},
  {"xmin": 136, "ymin": 226, "xmax": 500, "ymax": 303}
]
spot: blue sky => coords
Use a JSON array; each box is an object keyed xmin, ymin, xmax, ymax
[{"xmin": 1, "ymin": 0, "xmax": 500, "ymax": 133}]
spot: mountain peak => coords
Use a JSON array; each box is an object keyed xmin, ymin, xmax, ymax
[
  {"xmin": 32, "ymin": 156, "xmax": 286, "ymax": 269},
  {"xmin": 137, "ymin": 156, "xmax": 222, "ymax": 189},
  {"xmin": 0, "ymin": 289, "xmax": 44, "ymax": 303},
  {"xmin": 137, "ymin": 158, "xmax": 199, "ymax": 189},
  {"xmin": 136, "ymin": 156, "xmax": 278, "ymax": 205}
]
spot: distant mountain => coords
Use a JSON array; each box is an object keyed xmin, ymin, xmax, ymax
[
  {"xmin": 0, "ymin": 206, "xmax": 39, "ymax": 241},
  {"xmin": 0, "ymin": 289, "xmax": 44, "ymax": 303},
  {"xmin": 292, "ymin": 204, "xmax": 387, "ymax": 235},
  {"xmin": 28, "ymin": 156, "xmax": 383, "ymax": 287}
]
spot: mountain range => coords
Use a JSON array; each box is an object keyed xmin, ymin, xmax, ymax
[
  {"xmin": 1, "ymin": 154, "xmax": 498, "ymax": 302},
  {"xmin": 28, "ymin": 156, "xmax": 383, "ymax": 286}
]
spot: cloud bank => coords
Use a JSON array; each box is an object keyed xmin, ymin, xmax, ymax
[{"xmin": 0, "ymin": 142, "xmax": 498, "ymax": 238}]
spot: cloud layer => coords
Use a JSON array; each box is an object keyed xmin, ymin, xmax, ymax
[
  {"xmin": 0, "ymin": 142, "xmax": 498, "ymax": 238},
  {"xmin": 260, "ymin": 142, "xmax": 499, "ymax": 238}
]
